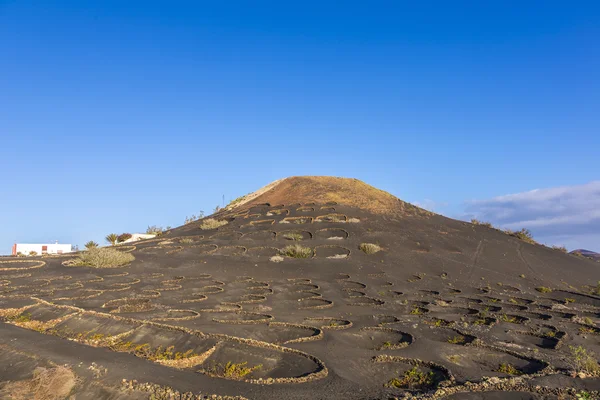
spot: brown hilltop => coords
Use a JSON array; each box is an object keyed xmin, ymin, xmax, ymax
[{"xmin": 224, "ymin": 176, "xmax": 430, "ymax": 217}]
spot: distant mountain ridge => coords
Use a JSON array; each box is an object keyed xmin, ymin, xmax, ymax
[{"xmin": 571, "ymin": 249, "xmax": 600, "ymax": 261}]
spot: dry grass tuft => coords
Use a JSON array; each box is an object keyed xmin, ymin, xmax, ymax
[
  {"xmin": 64, "ymin": 247, "xmax": 134, "ymax": 268},
  {"xmin": 1, "ymin": 366, "xmax": 77, "ymax": 400},
  {"xmin": 200, "ymin": 218, "xmax": 228, "ymax": 230},
  {"xmin": 269, "ymin": 255, "xmax": 284, "ymax": 263},
  {"xmin": 280, "ymin": 244, "xmax": 313, "ymax": 258},
  {"xmin": 359, "ymin": 243, "xmax": 382, "ymax": 254},
  {"xmin": 282, "ymin": 232, "xmax": 304, "ymax": 241}
]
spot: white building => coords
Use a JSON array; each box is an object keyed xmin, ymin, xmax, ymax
[
  {"xmin": 12, "ymin": 242, "xmax": 72, "ymax": 256},
  {"xmin": 122, "ymin": 233, "xmax": 156, "ymax": 243}
]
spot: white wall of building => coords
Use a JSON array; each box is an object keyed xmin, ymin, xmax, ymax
[
  {"xmin": 122, "ymin": 233, "xmax": 156, "ymax": 243},
  {"xmin": 13, "ymin": 243, "xmax": 72, "ymax": 256}
]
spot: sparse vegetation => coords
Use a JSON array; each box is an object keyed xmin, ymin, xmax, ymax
[
  {"xmin": 447, "ymin": 335, "xmax": 466, "ymax": 345},
  {"xmin": 447, "ymin": 355, "xmax": 460, "ymax": 363},
  {"xmin": 282, "ymin": 232, "xmax": 304, "ymax": 241},
  {"xmin": 146, "ymin": 225, "xmax": 165, "ymax": 235},
  {"xmin": 199, "ymin": 218, "xmax": 228, "ymax": 230},
  {"xmin": 105, "ymin": 233, "xmax": 118, "ymax": 246},
  {"xmin": 280, "ymin": 244, "xmax": 313, "ymax": 258},
  {"xmin": 8, "ymin": 312, "xmax": 32, "ymax": 323},
  {"xmin": 117, "ymin": 233, "xmax": 132, "ymax": 243},
  {"xmin": 269, "ymin": 255, "xmax": 284, "ymax": 263},
  {"xmin": 179, "ymin": 238, "xmax": 194, "ymax": 244},
  {"xmin": 386, "ymin": 366, "xmax": 434, "ymax": 390},
  {"xmin": 360, "ymin": 243, "xmax": 382, "ymax": 254},
  {"xmin": 536, "ymin": 286, "xmax": 552, "ymax": 293},
  {"xmin": 410, "ymin": 307, "xmax": 424, "ymax": 315},
  {"xmin": 84, "ymin": 241, "xmax": 98, "ymax": 249},
  {"xmin": 497, "ymin": 363, "xmax": 522, "ymax": 375},
  {"xmin": 569, "ymin": 345, "xmax": 600, "ymax": 376},
  {"xmin": 506, "ymin": 228, "xmax": 537, "ymax": 244},
  {"xmin": 552, "ymin": 245, "xmax": 568, "ymax": 253},
  {"xmin": 471, "ymin": 219, "xmax": 493, "ymax": 228},
  {"xmin": 185, "ymin": 211, "xmax": 205, "ymax": 224},
  {"xmin": 208, "ymin": 361, "xmax": 262, "ymax": 380},
  {"xmin": 0, "ymin": 366, "xmax": 76, "ymax": 400},
  {"xmin": 65, "ymin": 247, "xmax": 134, "ymax": 268},
  {"xmin": 28, "ymin": 251, "xmax": 38, "ymax": 256},
  {"xmin": 499, "ymin": 314, "xmax": 519, "ymax": 323}
]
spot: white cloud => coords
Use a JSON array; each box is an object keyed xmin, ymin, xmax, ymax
[{"xmin": 463, "ymin": 181, "xmax": 600, "ymax": 250}]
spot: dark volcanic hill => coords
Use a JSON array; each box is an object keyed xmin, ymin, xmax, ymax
[
  {"xmin": 571, "ymin": 249, "xmax": 600, "ymax": 261},
  {"xmin": 1, "ymin": 176, "xmax": 600, "ymax": 400}
]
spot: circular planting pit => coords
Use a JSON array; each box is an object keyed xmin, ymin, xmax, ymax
[
  {"xmin": 187, "ymin": 244, "xmax": 218, "ymax": 255},
  {"xmin": 210, "ymin": 231, "xmax": 243, "ymax": 241},
  {"xmin": 209, "ymin": 311, "xmax": 273, "ymax": 324},
  {"xmin": 370, "ymin": 356, "xmax": 450, "ymax": 393},
  {"xmin": 208, "ymin": 323, "xmax": 320, "ymax": 345},
  {"xmin": 372, "ymin": 315, "xmax": 400, "ymax": 325},
  {"xmin": 304, "ymin": 317, "xmax": 352, "ymax": 330},
  {"xmin": 348, "ymin": 296, "xmax": 385, "ymax": 307},
  {"xmin": 151, "ymin": 309, "xmax": 200, "ymax": 322},
  {"xmin": 550, "ymin": 291, "xmax": 600, "ymax": 307},
  {"xmin": 278, "ymin": 291, "xmax": 322, "ymax": 301},
  {"xmin": 103, "ymin": 297, "xmax": 156, "ymax": 313},
  {"xmin": 343, "ymin": 281, "xmax": 367, "ymax": 290},
  {"xmin": 278, "ymin": 230, "xmax": 312, "ymax": 241},
  {"xmin": 198, "ymin": 341, "xmax": 324, "ymax": 382},
  {"xmin": 352, "ymin": 327, "xmax": 413, "ymax": 350},
  {"xmin": 173, "ymin": 235, "xmax": 204, "ymax": 244},
  {"xmin": 315, "ymin": 214, "xmax": 347, "ymax": 223},
  {"xmin": 0, "ymin": 260, "xmax": 45, "ymax": 272},
  {"xmin": 314, "ymin": 228, "xmax": 349, "ymax": 240},
  {"xmin": 314, "ymin": 245, "xmax": 351, "ymax": 259},
  {"xmin": 240, "ymin": 231, "xmax": 276, "ymax": 241},
  {"xmin": 279, "ymin": 217, "xmax": 313, "ymax": 226},
  {"xmin": 420, "ymin": 328, "xmax": 477, "ymax": 346},
  {"xmin": 212, "ymin": 246, "xmax": 247, "ymax": 256},
  {"xmin": 246, "ymin": 247, "xmax": 279, "ymax": 257},
  {"xmin": 426, "ymin": 306, "xmax": 479, "ymax": 317},
  {"xmin": 509, "ymin": 331, "xmax": 561, "ymax": 350},
  {"xmin": 298, "ymin": 298, "xmax": 333, "ymax": 310},
  {"xmin": 442, "ymin": 346, "xmax": 546, "ymax": 382},
  {"xmin": 266, "ymin": 209, "xmax": 289, "ymax": 216}
]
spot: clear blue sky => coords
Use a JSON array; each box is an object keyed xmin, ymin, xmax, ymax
[{"xmin": 1, "ymin": 1, "xmax": 599, "ymax": 253}]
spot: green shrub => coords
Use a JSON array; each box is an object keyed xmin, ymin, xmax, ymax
[
  {"xmin": 386, "ymin": 366, "xmax": 434, "ymax": 389},
  {"xmin": 536, "ymin": 286, "xmax": 552, "ymax": 293},
  {"xmin": 552, "ymin": 245, "xmax": 568, "ymax": 253},
  {"xmin": 569, "ymin": 345, "xmax": 600, "ymax": 376},
  {"xmin": 447, "ymin": 335, "xmax": 466, "ymax": 344},
  {"xmin": 497, "ymin": 363, "xmax": 522, "ymax": 375},
  {"xmin": 28, "ymin": 251, "xmax": 38, "ymax": 256},
  {"xmin": 199, "ymin": 218, "xmax": 228, "ymax": 230},
  {"xmin": 117, "ymin": 233, "xmax": 132, "ymax": 243},
  {"xmin": 65, "ymin": 247, "xmax": 134, "ymax": 268},
  {"xmin": 359, "ymin": 243, "xmax": 382, "ymax": 254},
  {"xmin": 280, "ymin": 244, "xmax": 312, "ymax": 258},
  {"xmin": 208, "ymin": 361, "xmax": 262, "ymax": 379}
]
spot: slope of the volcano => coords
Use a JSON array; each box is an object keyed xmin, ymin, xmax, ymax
[{"xmin": 2, "ymin": 176, "xmax": 600, "ymax": 399}]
